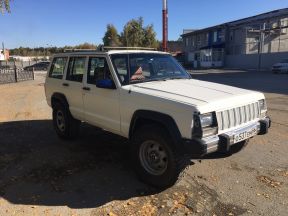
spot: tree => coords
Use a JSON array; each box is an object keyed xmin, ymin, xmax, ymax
[
  {"xmin": 0, "ymin": 0, "xmax": 11, "ymax": 13},
  {"xmin": 143, "ymin": 24, "xmax": 158, "ymax": 48},
  {"xmin": 103, "ymin": 24, "xmax": 121, "ymax": 47},
  {"xmin": 119, "ymin": 17, "xmax": 158, "ymax": 48},
  {"xmin": 102, "ymin": 17, "xmax": 158, "ymax": 48},
  {"xmin": 74, "ymin": 42, "xmax": 97, "ymax": 49},
  {"xmin": 121, "ymin": 17, "xmax": 145, "ymax": 47}
]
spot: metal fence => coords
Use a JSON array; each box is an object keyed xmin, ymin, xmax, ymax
[
  {"xmin": 0, "ymin": 60, "xmax": 39, "ymax": 69},
  {"xmin": 0, "ymin": 68, "xmax": 34, "ymax": 84}
]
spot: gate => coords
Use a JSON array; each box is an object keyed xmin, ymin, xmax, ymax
[{"xmin": 0, "ymin": 68, "xmax": 34, "ymax": 84}]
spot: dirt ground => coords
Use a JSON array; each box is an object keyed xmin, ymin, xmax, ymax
[{"xmin": 0, "ymin": 70, "xmax": 287, "ymax": 216}]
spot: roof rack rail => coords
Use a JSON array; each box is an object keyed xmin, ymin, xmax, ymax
[
  {"xmin": 63, "ymin": 46, "xmax": 157, "ymax": 53},
  {"xmin": 99, "ymin": 46, "xmax": 157, "ymax": 51},
  {"xmin": 63, "ymin": 49, "xmax": 98, "ymax": 53}
]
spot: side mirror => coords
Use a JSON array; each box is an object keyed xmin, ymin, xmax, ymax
[{"xmin": 96, "ymin": 79, "xmax": 116, "ymax": 89}]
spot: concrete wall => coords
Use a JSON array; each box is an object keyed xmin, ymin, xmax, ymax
[{"xmin": 225, "ymin": 51, "xmax": 288, "ymax": 69}]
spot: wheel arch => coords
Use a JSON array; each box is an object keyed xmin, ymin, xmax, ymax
[
  {"xmin": 51, "ymin": 92, "xmax": 69, "ymax": 109},
  {"xmin": 129, "ymin": 110, "xmax": 182, "ymax": 144}
]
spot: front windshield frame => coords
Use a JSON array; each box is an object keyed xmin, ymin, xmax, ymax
[{"xmin": 110, "ymin": 53, "xmax": 191, "ymax": 86}]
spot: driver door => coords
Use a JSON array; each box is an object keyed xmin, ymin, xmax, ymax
[{"xmin": 82, "ymin": 56, "xmax": 121, "ymax": 134}]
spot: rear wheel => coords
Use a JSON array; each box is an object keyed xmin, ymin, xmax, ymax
[
  {"xmin": 52, "ymin": 103, "xmax": 80, "ymax": 139},
  {"xmin": 131, "ymin": 124, "xmax": 190, "ymax": 188}
]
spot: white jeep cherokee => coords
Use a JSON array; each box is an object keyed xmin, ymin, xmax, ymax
[{"xmin": 45, "ymin": 48, "xmax": 271, "ymax": 188}]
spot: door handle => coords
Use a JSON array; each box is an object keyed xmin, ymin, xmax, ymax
[
  {"xmin": 82, "ymin": 87, "xmax": 90, "ymax": 91},
  {"xmin": 62, "ymin": 83, "xmax": 69, "ymax": 87}
]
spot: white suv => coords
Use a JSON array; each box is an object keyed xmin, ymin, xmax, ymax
[{"xmin": 45, "ymin": 48, "xmax": 271, "ymax": 188}]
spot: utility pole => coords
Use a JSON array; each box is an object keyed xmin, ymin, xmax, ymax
[
  {"xmin": 258, "ymin": 23, "xmax": 265, "ymax": 71},
  {"xmin": 162, "ymin": 0, "xmax": 168, "ymax": 52}
]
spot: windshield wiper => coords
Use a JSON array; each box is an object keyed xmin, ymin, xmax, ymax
[
  {"xmin": 164, "ymin": 76, "xmax": 189, "ymax": 80},
  {"xmin": 130, "ymin": 78, "xmax": 166, "ymax": 84},
  {"xmin": 129, "ymin": 76, "xmax": 191, "ymax": 84}
]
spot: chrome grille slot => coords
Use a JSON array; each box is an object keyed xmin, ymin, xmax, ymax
[{"xmin": 217, "ymin": 102, "xmax": 260, "ymax": 131}]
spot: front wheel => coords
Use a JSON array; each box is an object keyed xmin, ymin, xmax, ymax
[{"xmin": 131, "ymin": 125, "xmax": 190, "ymax": 188}]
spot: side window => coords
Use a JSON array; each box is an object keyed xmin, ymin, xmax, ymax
[
  {"xmin": 111, "ymin": 55, "xmax": 128, "ymax": 84},
  {"xmin": 87, "ymin": 57, "xmax": 111, "ymax": 84},
  {"xmin": 66, "ymin": 57, "xmax": 86, "ymax": 82},
  {"xmin": 49, "ymin": 57, "xmax": 67, "ymax": 79}
]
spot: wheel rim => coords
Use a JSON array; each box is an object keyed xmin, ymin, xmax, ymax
[
  {"xmin": 139, "ymin": 140, "xmax": 168, "ymax": 176},
  {"xmin": 56, "ymin": 110, "xmax": 65, "ymax": 132}
]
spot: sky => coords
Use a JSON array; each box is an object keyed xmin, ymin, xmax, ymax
[{"xmin": 0, "ymin": 0, "xmax": 287, "ymax": 49}]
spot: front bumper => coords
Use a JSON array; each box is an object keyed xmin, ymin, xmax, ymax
[{"xmin": 184, "ymin": 116, "xmax": 271, "ymax": 155}]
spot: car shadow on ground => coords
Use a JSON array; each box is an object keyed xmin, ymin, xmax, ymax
[
  {"xmin": 0, "ymin": 120, "xmax": 161, "ymax": 209},
  {"xmin": 0, "ymin": 120, "xmax": 241, "ymax": 209},
  {"xmin": 192, "ymin": 70, "xmax": 288, "ymax": 95}
]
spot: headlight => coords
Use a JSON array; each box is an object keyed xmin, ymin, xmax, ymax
[
  {"xmin": 259, "ymin": 99, "xmax": 267, "ymax": 112},
  {"xmin": 193, "ymin": 112, "xmax": 218, "ymax": 139},
  {"xmin": 200, "ymin": 113, "xmax": 213, "ymax": 128}
]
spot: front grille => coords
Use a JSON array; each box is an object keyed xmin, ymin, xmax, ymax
[{"xmin": 216, "ymin": 102, "xmax": 260, "ymax": 131}]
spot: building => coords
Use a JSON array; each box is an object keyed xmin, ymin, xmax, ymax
[
  {"xmin": 182, "ymin": 8, "xmax": 288, "ymax": 69},
  {"xmin": 0, "ymin": 49, "xmax": 9, "ymax": 61}
]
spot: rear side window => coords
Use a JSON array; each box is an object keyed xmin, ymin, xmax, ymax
[
  {"xmin": 66, "ymin": 57, "xmax": 86, "ymax": 82},
  {"xmin": 49, "ymin": 57, "xmax": 67, "ymax": 79}
]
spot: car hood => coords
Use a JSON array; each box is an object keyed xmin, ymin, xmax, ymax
[{"xmin": 129, "ymin": 79, "xmax": 264, "ymax": 112}]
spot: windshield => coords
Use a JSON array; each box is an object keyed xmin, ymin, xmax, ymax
[{"xmin": 110, "ymin": 53, "xmax": 191, "ymax": 85}]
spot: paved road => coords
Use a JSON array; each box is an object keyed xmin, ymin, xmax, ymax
[{"xmin": 0, "ymin": 70, "xmax": 287, "ymax": 216}]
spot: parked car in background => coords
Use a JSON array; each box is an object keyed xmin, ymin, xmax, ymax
[
  {"xmin": 272, "ymin": 59, "xmax": 288, "ymax": 74},
  {"xmin": 24, "ymin": 61, "xmax": 50, "ymax": 71}
]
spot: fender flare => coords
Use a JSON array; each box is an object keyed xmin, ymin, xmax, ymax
[
  {"xmin": 129, "ymin": 110, "xmax": 182, "ymax": 144},
  {"xmin": 51, "ymin": 93, "xmax": 69, "ymax": 109}
]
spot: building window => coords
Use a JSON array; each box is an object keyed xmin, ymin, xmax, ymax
[
  {"xmin": 213, "ymin": 31, "xmax": 217, "ymax": 43},
  {"xmin": 218, "ymin": 30, "xmax": 224, "ymax": 41},
  {"xmin": 197, "ymin": 35, "xmax": 201, "ymax": 46}
]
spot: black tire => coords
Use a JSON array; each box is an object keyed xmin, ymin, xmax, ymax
[
  {"xmin": 131, "ymin": 124, "xmax": 190, "ymax": 188},
  {"xmin": 52, "ymin": 102, "xmax": 80, "ymax": 139}
]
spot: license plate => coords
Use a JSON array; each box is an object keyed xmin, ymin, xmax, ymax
[{"xmin": 233, "ymin": 127, "xmax": 258, "ymax": 143}]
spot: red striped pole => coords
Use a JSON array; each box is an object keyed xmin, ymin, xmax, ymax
[{"xmin": 162, "ymin": 0, "xmax": 168, "ymax": 52}]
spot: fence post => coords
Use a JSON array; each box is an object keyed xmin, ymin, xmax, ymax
[
  {"xmin": 14, "ymin": 66, "xmax": 18, "ymax": 82},
  {"xmin": 32, "ymin": 67, "xmax": 35, "ymax": 80}
]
